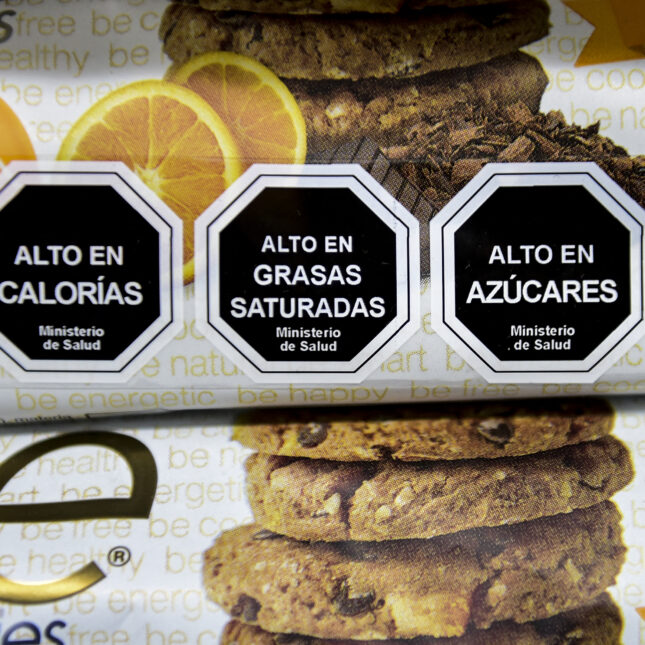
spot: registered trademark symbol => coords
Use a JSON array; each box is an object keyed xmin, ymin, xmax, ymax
[{"xmin": 108, "ymin": 546, "xmax": 131, "ymax": 567}]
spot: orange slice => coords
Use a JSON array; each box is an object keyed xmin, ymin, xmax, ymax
[
  {"xmin": 0, "ymin": 97, "xmax": 36, "ymax": 168},
  {"xmin": 166, "ymin": 52, "xmax": 307, "ymax": 167},
  {"xmin": 58, "ymin": 80, "xmax": 243, "ymax": 284}
]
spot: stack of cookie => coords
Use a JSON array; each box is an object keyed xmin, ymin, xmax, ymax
[
  {"xmin": 159, "ymin": 0, "xmax": 551, "ymax": 156},
  {"xmin": 204, "ymin": 399, "xmax": 633, "ymax": 644}
]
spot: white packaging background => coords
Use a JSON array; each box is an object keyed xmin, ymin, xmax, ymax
[
  {"xmin": 0, "ymin": 2, "xmax": 642, "ymax": 642},
  {"xmin": 0, "ymin": 0, "xmax": 642, "ymax": 414}
]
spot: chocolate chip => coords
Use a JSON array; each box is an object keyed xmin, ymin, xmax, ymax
[
  {"xmin": 477, "ymin": 420, "xmax": 513, "ymax": 446},
  {"xmin": 331, "ymin": 580, "xmax": 375, "ymax": 616},
  {"xmin": 231, "ymin": 594, "xmax": 261, "ymax": 622},
  {"xmin": 373, "ymin": 445, "xmax": 393, "ymax": 459},
  {"xmin": 249, "ymin": 22, "xmax": 263, "ymax": 45},
  {"xmin": 297, "ymin": 423, "xmax": 328, "ymax": 448},
  {"xmin": 252, "ymin": 528, "xmax": 281, "ymax": 540}
]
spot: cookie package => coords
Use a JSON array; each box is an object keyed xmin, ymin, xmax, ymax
[
  {"xmin": 0, "ymin": 0, "xmax": 643, "ymax": 422},
  {"xmin": 0, "ymin": 395, "xmax": 642, "ymax": 642}
]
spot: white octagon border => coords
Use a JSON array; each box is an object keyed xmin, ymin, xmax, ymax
[
  {"xmin": 195, "ymin": 164, "xmax": 420, "ymax": 384},
  {"xmin": 430, "ymin": 162, "xmax": 645, "ymax": 384},
  {"xmin": 0, "ymin": 162, "xmax": 183, "ymax": 383}
]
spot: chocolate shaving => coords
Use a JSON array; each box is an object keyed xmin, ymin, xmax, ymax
[{"xmin": 392, "ymin": 102, "xmax": 645, "ymax": 209}]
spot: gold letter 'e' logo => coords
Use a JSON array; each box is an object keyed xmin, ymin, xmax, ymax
[{"xmin": 0, "ymin": 431, "xmax": 157, "ymax": 603}]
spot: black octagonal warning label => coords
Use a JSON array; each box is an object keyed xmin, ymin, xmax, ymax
[
  {"xmin": 431, "ymin": 163, "xmax": 645, "ymax": 383},
  {"xmin": 195, "ymin": 165, "xmax": 420, "ymax": 383},
  {"xmin": 0, "ymin": 162, "xmax": 183, "ymax": 382}
]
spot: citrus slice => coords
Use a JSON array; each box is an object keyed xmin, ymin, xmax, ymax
[
  {"xmin": 166, "ymin": 52, "xmax": 307, "ymax": 167},
  {"xmin": 0, "ymin": 97, "xmax": 36, "ymax": 168},
  {"xmin": 58, "ymin": 80, "xmax": 243, "ymax": 284}
]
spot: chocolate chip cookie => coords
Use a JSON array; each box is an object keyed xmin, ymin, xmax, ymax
[
  {"xmin": 287, "ymin": 52, "xmax": 548, "ymax": 152},
  {"xmin": 221, "ymin": 592, "xmax": 622, "ymax": 644},
  {"xmin": 160, "ymin": 0, "xmax": 550, "ymax": 80},
  {"xmin": 232, "ymin": 398, "xmax": 615, "ymax": 462},
  {"xmin": 246, "ymin": 437, "xmax": 633, "ymax": 541},
  {"xmin": 203, "ymin": 502, "xmax": 625, "ymax": 640},
  {"xmin": 193, "ymin": 0, "xmax": 510, "ymax": 13}
]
